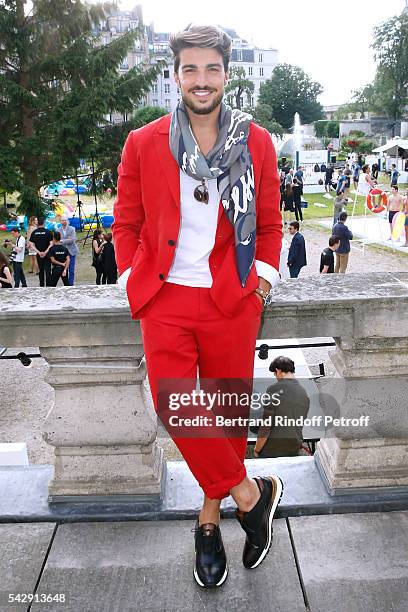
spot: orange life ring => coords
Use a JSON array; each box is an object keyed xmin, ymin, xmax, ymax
[{"xmin": 366, "ymin": 188, "xmax": 388, "ymax": 213}]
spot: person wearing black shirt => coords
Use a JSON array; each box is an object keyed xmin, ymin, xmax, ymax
[
  {"xmin": 49, "ymin": 231, "xmax": 70, "ymax": 286},
  {"xmin": 292, "ymin": 178, "xmax": 303, "ymax": 222},
  {"xmin": 371, "ymin": 163, "xmax": 379, "ymax": 181},
  {"xmin": 28, "ymin": 217, "xmax": 53, "ymax": 286},
  {"xmin": 91, "ymin": 229, "xmax": 104, "ymax": 285},
  {"xmin": 283, "ymin": 182, "xmax": 294, "ymax": 225},
  {"xmin": 0, "ymin": 250, "xmax": 13, "ymax": 288},
  {"xmin": 320, "ymin": 235, "xmax": 340, "ymax": 273},
  {"xmin": 344, "ymin": 163, "xmax": 352, "ymax": 196},
  {"xmin": 100, "ymin": 233, "xmax": 118, "ymax": 284},
  {"xmin": 254, "ymin": 356, "xmax": 310, "ymax": 458},
  {"xmin": 324, "ymin": 165, "xmax": 335, "ymax": 193}
]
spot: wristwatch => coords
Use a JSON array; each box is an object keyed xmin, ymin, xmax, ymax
[{"xmin": 255, "ymin": 287, "xmax": 273, "ymax": 307}]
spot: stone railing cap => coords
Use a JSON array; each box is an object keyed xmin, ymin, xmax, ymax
[{"xmin": 1, "ymin": 272, "xmax": 408, "ymax": 319}]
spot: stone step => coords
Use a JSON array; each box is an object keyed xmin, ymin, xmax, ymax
[{"xmin": 1, "ymin": 458, "xmax": 407, "ymax": 524}]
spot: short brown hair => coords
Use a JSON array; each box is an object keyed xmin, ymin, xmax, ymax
[
  {"xmin": 269, "ymin": 356, "xmax": 295, "ymax": 374},
  {"xmin": 169, "ymin": 24, "xmax": 232, "ymax": 73}
]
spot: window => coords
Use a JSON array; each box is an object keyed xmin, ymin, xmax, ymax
[
  {"xmin": 163, "ymin": 69, "xmax": 170, "ymax": 79},
  {"xmin": 152, "ymin": 84, "xmax": 158, "ymax": 94},
  {"xmin": 237, "ymin": 50, "xmax": 242, "ymax": 62},
  {"xmin": 258, "ymin": 53, "xmax": 263, "ymax": 63},
  {"xmin": 259, "ymin": 67, "xmax": 264, "ymax": 77},
  {"xmin": 248, "ymin": 66, "xmax": 253, "ymax": 76},
  {"xmin": 250, "ymin": 96, "xmax": 254, "ymax": 107},
  {"xmin": 164, "ymin": 83, "xmax": 170, "ymax": 94},
  {"xmin": 165, "ymin": 99, "xmax": 171, "ymax": 108},
  {"xmin": 152, "ymin": 99, "xmax": 158, "ymax": 106}
]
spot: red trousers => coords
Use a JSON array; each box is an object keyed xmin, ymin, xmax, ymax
[{"xmin": 140, "ymin": 283, "xmax": 262, "ymax": 499}]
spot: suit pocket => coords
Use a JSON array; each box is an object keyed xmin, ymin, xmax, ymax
[{"xmin": 248, "ymin": 292, "xmax": 264, "ymax": 315}]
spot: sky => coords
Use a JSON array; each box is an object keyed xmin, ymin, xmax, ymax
[{"xmin": 118, "ymin": 0, "xmax": 406, "ymax": 106}]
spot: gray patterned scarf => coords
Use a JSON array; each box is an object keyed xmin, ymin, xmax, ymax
[{"xmin": 169, "ymin": 101, "xmax": 255, "ymax": 287}]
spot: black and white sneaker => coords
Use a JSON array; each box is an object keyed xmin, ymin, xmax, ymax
[
  {"xmin": 235, "ymin": 475, "xmax": 284, "ymax": 569},
  {"xmin": 193, "ymin": 522, "xmax": 228, "ymax": 588}
]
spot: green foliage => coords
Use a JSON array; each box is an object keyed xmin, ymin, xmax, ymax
[
  {"xmin": 0, "ymin": 0, "xmax": 161, "ymax": 216},
  {"xmin": 94, "ymin": 106, "xmax": 168, "ymax": 189},
  {"xmin": 131, "ymin": 106, "xmax": 168, "ymax": 128},
  {"xmin": 225, "ymin": 67, "xmax": 254, "ymax": 110},
  {"xmin": 339, "ymin": 13, "xmax": 408, "ymax": 121},
  {"xmin": 314, "ymin": 120, "xmax": 339, "ymax": 138},
  {"xmin": 341, "ymin": 138, "xmax": 373, "ymax": 154},
  {"xmin": 338, "ymin": 84, "xmax": 376, "ymax": 119},
  {"xmin": 259, "ymin": 64, "xmax": 323, "ymax": 130},
  {"xmin": 372, "ymin": 12, "xmax": 408, "ymax": 120},
  {"xmin": 252, "ymin": 104, "xmax": 283, "ymax": 137},
  {"xmin": 348, "ymin": 130, "xmax": 366, "ymax": 138}
]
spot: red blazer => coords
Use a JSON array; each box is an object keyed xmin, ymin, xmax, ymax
[{"xmin": 112, "ymin": 114, "xmax": 282, "ymax": 319}]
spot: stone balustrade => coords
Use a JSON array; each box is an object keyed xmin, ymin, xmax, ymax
[{"xmin": 1, "ymin": 271, "xmax": 407, "ymax": 501}]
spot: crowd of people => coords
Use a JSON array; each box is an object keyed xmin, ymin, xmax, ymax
[
  {"xmin": 279, "ymin": 165, "xmax": 305, "ymax": 225},
  {"xmin": 0, "ymin": 216, "xmax": 118, "ymax": 289},
  {"xmin": 280, "ymin": 158, "xmax": 408, "ymax": 282},
  {"xmin": 2, "ymin": 159, "xmax": 407, "ymax": 291}
]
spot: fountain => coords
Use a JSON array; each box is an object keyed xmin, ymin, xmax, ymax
[{"xmin": 293, "ymin": 112, "xmax": 303, "ymax": 157}]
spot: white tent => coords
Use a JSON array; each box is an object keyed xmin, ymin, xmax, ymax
[{"xmin": 372, "ymin": 138, "xmax": 408, "ymax": 153}]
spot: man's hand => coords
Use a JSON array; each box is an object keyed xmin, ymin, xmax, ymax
[
  {"xmin": 62, "ymin": 269, "xmax": 67, "ymax": 277},
  {"xmin": 255, "ymin": 276, "xmax": 271, "ymax": 305},
  {"xmin": 258, "ymin": 276, "xmax": 271, "ymax": 294}
]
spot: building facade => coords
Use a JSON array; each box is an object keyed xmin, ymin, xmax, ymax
[{"xmin": 98, "ymin": 6, "xmax": 278, "ymax": 119}]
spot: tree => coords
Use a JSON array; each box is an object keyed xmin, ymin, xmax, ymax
[
  {"xmin": 0, "ymin": 0, "xmax": 161, "ymax": 216},
  {"xmin": 372, "ymin": 11, "xmax": 408, "ymax": 121},
  {"xmin": 314, "ymin": 120, "xmax": 339, "ymax": 138},
  {"xmin": 94, "ymin": 106, "xmax": 168, "ymax": 190},
  {"xmin": 258, "ymin": 64, "xmax": 323, "ymax": 130},
  {"xmin": 252, "ymin": 104, "xmax": 283, "ymax": 137},
  {"xmin": 340, "ymin": 84, "xmax": 376, "ymax": 119},
  {"xmin": 225, "ymin": 67, "xmax": 254, "ymax": 110}
]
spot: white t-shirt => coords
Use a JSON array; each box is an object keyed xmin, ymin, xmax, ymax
[
  {"xmin": 167, "ymin": 173, "xmax": 220, "ymax": 287},
  {"xmin": 118, "ymin": 170, "xmax": 280, "ymax": 290},
  {"xmin": 358, "ymin": 172, "xmax": 371, "ymax": 195},
  {"xmin": 13, "ymin": 235, "xmax": 25, "ymax": 263}
]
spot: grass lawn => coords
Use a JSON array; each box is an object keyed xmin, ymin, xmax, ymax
[
  {"xmin": 300, "ymin": 174, "xmax": 408, "ymax": 221},
  {"xmin": 2, "ymin": 174, "xmax": 407, "ymax": 283}
]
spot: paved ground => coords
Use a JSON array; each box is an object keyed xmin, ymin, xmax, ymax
[{"xmin": 1, "ymin": 512, "xmax": 407, "ymax": 612}]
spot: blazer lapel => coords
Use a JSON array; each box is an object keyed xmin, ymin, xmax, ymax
[{"xmin": 153, "ymin": 130, "xmax": 180, "ymax": 210}]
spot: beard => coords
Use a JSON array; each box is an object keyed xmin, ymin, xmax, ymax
[{"xmin": 181, "ymin": 89, "xmax": 224, "ymax": 115}]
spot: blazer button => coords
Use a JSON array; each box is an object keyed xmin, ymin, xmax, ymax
[
  {"xmin": 159, "ymin": 273, "xmax": 164, "ymax": 280},
  {"xmin": 168, "ymin": 240, "xmax": 175, "ymax": 246}
]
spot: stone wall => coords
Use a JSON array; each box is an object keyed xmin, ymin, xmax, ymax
[{"xmin": 1, "ymin": 272, "xmax": 407, "ymax": 499}]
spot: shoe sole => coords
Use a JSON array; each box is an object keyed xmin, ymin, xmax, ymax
[
  {"xmin": 248, "ymin": 475, "xmax": 284, "ymax": 570},
  {"xmin": 193, "ymin": 562, "xmax": 229, "ymax": 588}
]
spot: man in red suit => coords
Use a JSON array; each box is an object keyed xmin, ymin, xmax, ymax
[{"xmin": 113, "ymin": 24, "xmax": 283, "ymax": 588}]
